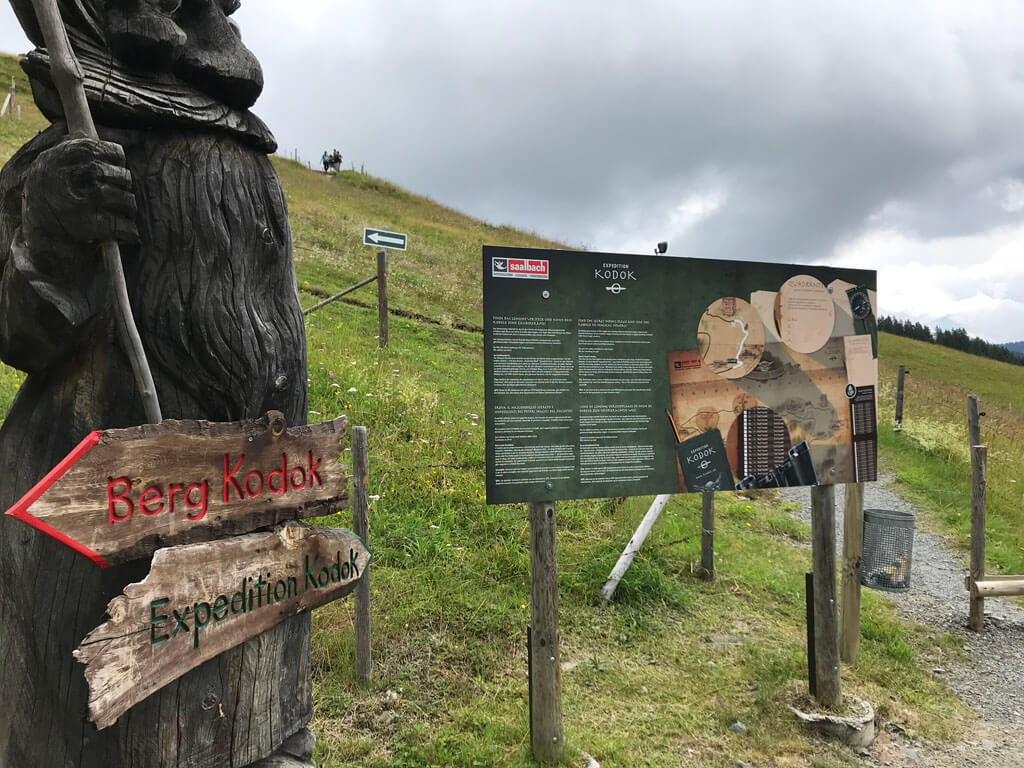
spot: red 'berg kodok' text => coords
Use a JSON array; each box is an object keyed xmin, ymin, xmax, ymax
[{"xmin": 107, "ymin": 451, "xmax": 324, "ymax": 525}]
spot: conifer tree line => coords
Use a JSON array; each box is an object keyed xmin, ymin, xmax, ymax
[{"xmin": 878, "ymin": 316, "xmax": 1024, "ymax": 366}]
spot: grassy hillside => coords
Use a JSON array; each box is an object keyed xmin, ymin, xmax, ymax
[
  {"xmin": 0, "ymin": 51, "xmax": 978, "ymax": 767},
  {"xmin": 877, "ymin": 332, "xmax": 1024, "ymax": 576},
  {"xmin": 0, "ymin": 53, "xmax": 47, "ymax": 161},
  {"xmin": 278, "ymin": 160, "xmax": 567, "ymax": 333}
]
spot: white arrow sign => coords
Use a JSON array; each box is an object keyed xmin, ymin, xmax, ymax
[{"xmin": 363, "ymin": 228, "xmax": 408, "ymax": 251}]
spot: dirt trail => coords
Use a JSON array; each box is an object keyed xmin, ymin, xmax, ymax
[{"xmin": 778, "ymin": 477, "xmax": 1024, "ymax": 768}]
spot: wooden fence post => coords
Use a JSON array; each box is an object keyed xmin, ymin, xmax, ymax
[
  {"xmin": 895, "ymin": 364, "xmax": 907, "ymax": 431},
  {"xmin": 967, "ymin": 394, "xmax": 982, "ymax": 450},
  {"xmin": 811, "ymin": 485, "xmax": 841, "ymax": 708},
  {"xmin": 701, "ymin": 491, "xmax": 715, "ymax": 581},
  {"xmin": 840, "ymin": 482, "xmax": 864, "ymax": 664},
  {"xmin": 528, "ymin": 500, "xmax": 563, "ymax": 761},
  {"xmin": 352, "ymin": 426, "xmax": 372, "ymax": 685},
  {"xmin": 377, "ymin": 249, "xmax": 389, "ymax": 349},
  {"xmin": 969, "ymin": 445, "xmax": 987, "ymax": 632}
]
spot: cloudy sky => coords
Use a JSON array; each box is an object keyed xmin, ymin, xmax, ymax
[{"xmin": 2, "ymin": 1, "xmax": 1022, "ymax": 342}]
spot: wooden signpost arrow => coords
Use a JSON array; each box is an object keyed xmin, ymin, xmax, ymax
[
  {"xmin": 4, "ymin": 411, "xmax": 349, "ymax": 566},
  {"xmin": 74, "ymin": 521, "xmax": 371, "ymax": 729}
]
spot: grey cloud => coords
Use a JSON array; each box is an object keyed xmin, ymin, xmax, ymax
[{"xmin": 2, "ymin": 1, "xmax": 1021, "ymax": 337}]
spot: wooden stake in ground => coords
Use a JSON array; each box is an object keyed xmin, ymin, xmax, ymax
[
  {"xmin": 969, "ymin": 445, "xmax": 987, "ymax": 632},
  {"xmin": 840, "ymin": 482, "xmax": 864, "ymax": 664},
  {"xmin": 352, "ymin": 426, "xmax": 372, "ymax": 685},
  {"xmin": 811, "ymin": 485, "xmax": 841, "ymax": 707},
  {"xmin": 967, "ymin": 394, "xmax": 982, "ymax": 450},
  {"xmin": 894, "ymin": 364, "xmax": 907, "ymax": 431},
  {"xmin": 528, "ymin": 500, "xmax": 563, "ymax": 761},
  {"xmin": 29, "ymin": 0, "xmax": 162, "ymax": 424},
  {"xmin": 701, "ymin": 491, "xmax": 715, "ymax": 581},
  {"xmin": 600, "ymin": 494, "xmax": 671, "ymax": 602},
  {"xmin": 377, "ymin": 249, "xmax": 390, "ymax": 348}
]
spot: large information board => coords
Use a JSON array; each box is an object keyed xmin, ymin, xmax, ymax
[{"xmin": 483, "ymin": 247, "xmax": 878, "ymax": 505}]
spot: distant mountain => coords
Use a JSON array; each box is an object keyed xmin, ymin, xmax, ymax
[{"xmin": 1004, "ymin": 341, "xmax": 1024, "ymax": 356}]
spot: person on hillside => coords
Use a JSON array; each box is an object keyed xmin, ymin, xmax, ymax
[{"xmin": 322, "ymin": 150, "xmax": 330, "ymax": 172}]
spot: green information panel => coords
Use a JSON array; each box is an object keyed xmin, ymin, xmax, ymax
[{"xmin": 483, "ymin": 246, "xmax": 878, "ymax": 505}]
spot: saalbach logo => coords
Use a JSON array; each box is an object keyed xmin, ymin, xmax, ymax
[{"xmin": 492, "ymin": 257, "xmax": 549, "ymax": 280}]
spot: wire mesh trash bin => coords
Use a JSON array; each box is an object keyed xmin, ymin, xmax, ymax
[{"xmin": 860, "ymin": 508, "xmax": 915, "ymax": 592}]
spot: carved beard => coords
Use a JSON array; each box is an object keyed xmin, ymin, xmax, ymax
[{"xmin": 119, "ymin": 127, "xmax": 307, "ymax": 426}]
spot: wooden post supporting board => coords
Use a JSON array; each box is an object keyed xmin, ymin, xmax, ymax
[
  {"xmin": 600, "ymin": 494, "xmax": 671, "ymax": 602},
  {"xmin": 969, "ymin": 445, "xmax": 987, "ymax": 632},
  {"xmin": 895, "ymin": 365, "xmax": 907, "ymax": 431},
  {"xmin": 840, "ymin": 482, "xmax": 864, "ymax": 664},
  {"xmin": 352, "ymin": 426, "xmax": 372, "ymax": 685},
  {"xmin": 528, "ymin": 500, "xmax": 563, "ymax": 761},
  {"xmin": 805, "ymin": 572, "xmax": 816, "ymax": 696},
  {"xmin": 811, "ymin": 485, "xmax": 841, "ymax": 707},
  {"xmin": 701, "ymin": 491, "xmax": 715, "ymax": 581},
  {"xmin": 377, "ymin": 249, "xmax": 390, "ymax": 349},
  {"xmin": 967, "ymin": 394, "xmax": 982, "ymax": 450}
]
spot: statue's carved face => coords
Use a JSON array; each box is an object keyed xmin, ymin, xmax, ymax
[{"xmin": 104, "ymin": 0, "xmax": 263, "ymax": 109}]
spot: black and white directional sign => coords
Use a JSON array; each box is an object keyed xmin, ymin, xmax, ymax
[{"xmin": 363, "ymin": 228, "xmax": 408, "ymax": 251}]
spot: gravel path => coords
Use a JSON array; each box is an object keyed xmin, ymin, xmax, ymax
[{"xmin": 777, "ymin": 477, "xmax": 1024, "ymax": 767}]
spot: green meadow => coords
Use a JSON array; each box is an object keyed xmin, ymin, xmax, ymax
[{"xmin": 876, "ymin": 333, "xmax": 1024, "ymax": 576}]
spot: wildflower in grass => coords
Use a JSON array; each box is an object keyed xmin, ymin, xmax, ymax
[
  {"xmin": 745, "ymin": 505, "xmax": 751, "ymax": 509},
  {"xmin": 328, "ymin": 370, "xmax": 334, "ymax": 379},
  {"xmin": 348, "ymin": 387, "xmax": 357, "ymax": 392}
]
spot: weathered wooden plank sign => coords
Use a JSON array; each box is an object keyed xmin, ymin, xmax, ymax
[
  {"xmin": 74, "ymin": 521, "xmax": 370, "ymax": 729},
  {"xmin": 5, "ymin": 411, "xmax": 349, "ymax": 567}
]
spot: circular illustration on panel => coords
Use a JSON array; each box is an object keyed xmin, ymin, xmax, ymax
[
  {"xmin": 697, "ymin": 297, "xmax": 766, "ymax": 379},
  {"xmin": 774, "ymin": 274, "xmax": 835, "ymax": 354}
]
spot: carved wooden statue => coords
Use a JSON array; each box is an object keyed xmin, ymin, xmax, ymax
[{"xmin": 0, "ymin": 0, "xmax": 314, "ymax": 764}]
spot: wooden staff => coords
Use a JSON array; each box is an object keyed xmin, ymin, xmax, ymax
[{"xmin": 30, "ymin": 0, "xmax": 162, "ymax": 425}]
